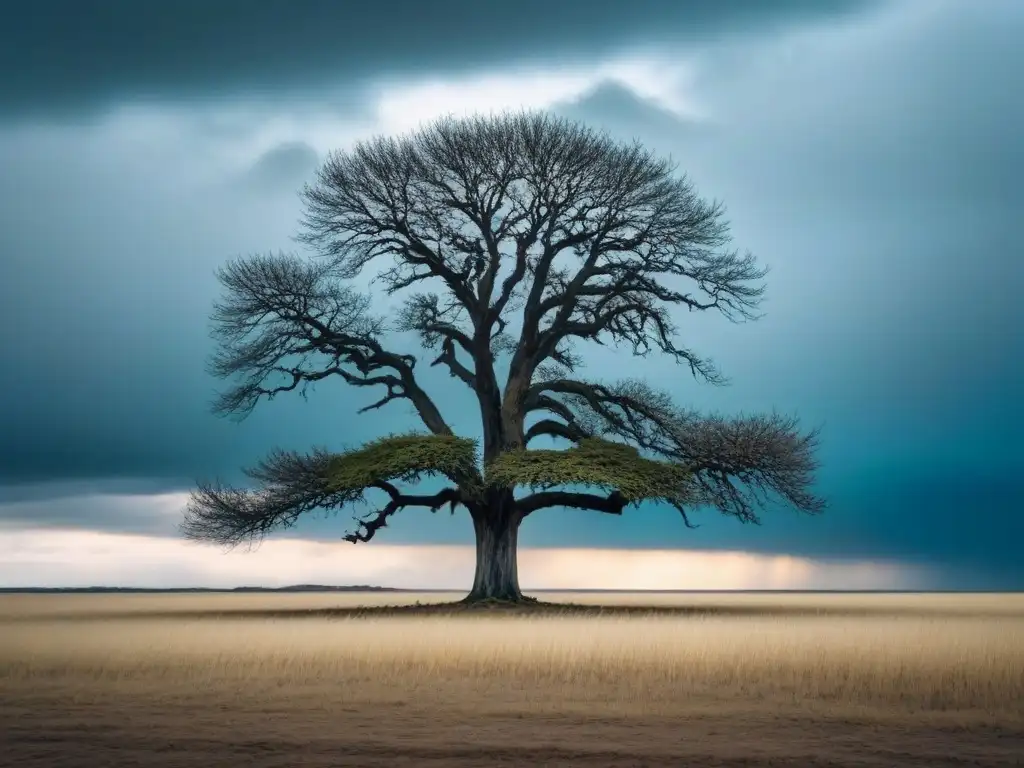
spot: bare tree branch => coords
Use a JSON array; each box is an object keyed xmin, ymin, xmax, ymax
[
  {"xmin": 517, "ymin": 487, "xmax": 700, "ymax": 529},
  {"xmin": 524, "ymin": 377, "xmax": 825, "ymax": 522},
  {"xmin": 289, "ymin": 112, "xmax": 767, "ymax": 458},
  {"xmin": 395, "ymin": 293, "xmax": 477, "ymax": 388},
  {"xmin": 181, "ymin": 447, "xmax": 463, "ymax": 548},
  {"xmin": 209, "ymin": 252, "xmax": 451, "ymax": 434},
  {"xmin": 524, "ymin": 418, "xmax": 588, "ymax": 445},
  {"xmin": 517, "ymin": 489, "xmax": 626, "ymax": 516},
  {"xmin": 344, "ymin": 483, "xmax": 461, "ymax": 543},
  {"xmin": 182, "ymin": 447, "xmax": 343, "ymax": 547},
  {"xmin": 501, "ymin": 124, "xmax": 768, "ymax": 411}
]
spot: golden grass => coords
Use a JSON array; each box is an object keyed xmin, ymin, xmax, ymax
[
  {"xmin": 2, "ymin": 591, "xmax": 1023, "ymax": 718},
  {"xmin": 3, "ymin": 592, "xmax": 1022, "ymax": 766}
]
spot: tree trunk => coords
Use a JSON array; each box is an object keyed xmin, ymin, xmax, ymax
[{"xmin": 465, "ymin": 504, "xmax": 524, "ymax": 602}]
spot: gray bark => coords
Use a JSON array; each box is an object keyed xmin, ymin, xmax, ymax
[{"xmin": 465, "ymin": 502, "xmax": 524, "ymax": 602}]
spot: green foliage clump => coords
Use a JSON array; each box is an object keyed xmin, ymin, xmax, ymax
[
  {"xmin": 486, "ymin": 437, "xmax": 691, "ymax": 504},
  {"xmin": 325, "ymin": 433, "xmax": 478, "ymax": 492}
]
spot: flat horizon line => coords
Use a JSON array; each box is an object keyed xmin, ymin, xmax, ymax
[{"xmin": 4, "ymin": 593, "xmax": 1019, "ymax": 598}]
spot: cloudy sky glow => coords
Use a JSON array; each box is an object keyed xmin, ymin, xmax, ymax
[{"xmin": 1, "ymin": 0, "xmax": 1021, "ymax": 591}]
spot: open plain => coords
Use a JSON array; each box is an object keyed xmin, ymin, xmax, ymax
[{"xmin": 1, "ymin": 591, "xmax": 1022, "ymax": 767}]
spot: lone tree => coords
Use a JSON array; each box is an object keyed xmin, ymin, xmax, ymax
[{"xmin": 183, "ymin": 111, "xmax": 824, "ymax": 602}]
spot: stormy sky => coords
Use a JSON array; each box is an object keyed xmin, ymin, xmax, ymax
[{"xmin": 1, "ymin": 0, "xmax": 1021, "ymax": 590}]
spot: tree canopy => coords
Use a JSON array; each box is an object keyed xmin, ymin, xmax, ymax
[{"xmin": 182, "ymin": 110, "xmax": 824, "ymax": 600}]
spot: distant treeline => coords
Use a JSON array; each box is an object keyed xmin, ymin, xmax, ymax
[{"xmin": 0, "ymin": 585, "xmax": 405, "ymax": 593}]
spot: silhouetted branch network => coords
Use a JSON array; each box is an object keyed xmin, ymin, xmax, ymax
[{"xmin": 185, "ymin": 110, "xmax": 823, "ymax": 556}]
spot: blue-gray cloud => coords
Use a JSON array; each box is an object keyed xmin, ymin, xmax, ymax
[
  {"xmin": 0, "ymin": 489, "xmax": 185, "ymax": 538},
  {"xmin": 240, "ymin": 142, "xmax": 320, "ymax": 193},
  {"xmin": 0, "ymin": 0, "xmax": 871, "ymax": 120},
  {"xmin": 0, "ymin": 0, "xmax": 1021, "ymax": 587}
]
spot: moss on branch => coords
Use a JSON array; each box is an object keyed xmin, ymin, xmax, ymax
[
  {"xmin": 486, "ymin": 437, "xmax": 691, "ymax": 504},
  {"xmin": 324, "ymin": 433, "xmax": 479, "ymax": 493}
]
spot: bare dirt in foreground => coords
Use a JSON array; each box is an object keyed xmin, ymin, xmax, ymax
[{"xmin": 2, "ymin": 591, "xmax": 1022, "ymax": 767}]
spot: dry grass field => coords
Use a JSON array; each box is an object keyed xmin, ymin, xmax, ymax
[{"xmin": 1, "ymin": 591, "xmax": 1022, "ymax": 767}]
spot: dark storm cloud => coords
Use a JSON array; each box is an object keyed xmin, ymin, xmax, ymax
[{"xmin": 0, "ymin": 0, "xmax": 872, "ymax": 119}]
